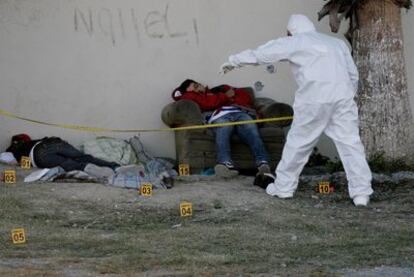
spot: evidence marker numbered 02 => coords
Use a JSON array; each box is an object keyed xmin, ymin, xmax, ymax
[{"xmin": 4, "ymin": 170, "xmax": 17, "ymax": 184}]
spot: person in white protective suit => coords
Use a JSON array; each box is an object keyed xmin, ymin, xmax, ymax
[{"xmin": 220, "ymin": 14, "xmax": 373, "ymax": 206}]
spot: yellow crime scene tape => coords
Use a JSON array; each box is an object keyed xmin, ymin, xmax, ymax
[{"xmin": 0, "ymin": 108, "xmax": 293, "ymax": 133}]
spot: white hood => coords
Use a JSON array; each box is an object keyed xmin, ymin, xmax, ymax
[{"xmin": 287, "ymin": 14, "xmax": 316, "ymax": 35}]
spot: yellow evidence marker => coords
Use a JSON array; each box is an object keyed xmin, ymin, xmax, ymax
[
  {"xmin": 4, "ymin": 170, "xmax": 17, "ymax": 184},
  {"xmin": 140, "ymin": 183, "xmax": 153, "ymax": 197},
  {"xmin": 180, "ymin": 202, "xmax": 193, "ymax": 217},
  {"xmin": 318, "ymin": 181, "xmax": 332, "ymax": 194},
  {"xmin": 20, "ymin": 156, "xmax": 32, "ymax": 169},
  {"xmin": 11, "ymin": 228, "xmax": 26, "ymax": 244},
  {"xmin": 178, "ymin": 164, "xmax": 190, "ymax": 176}
]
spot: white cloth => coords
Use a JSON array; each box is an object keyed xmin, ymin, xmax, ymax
[
  {"xmin": 208, "ymin": 106, "xmax": 242, "ymax": 123},
  {"xmin": 0, "ymin": 152, "xmax": 17, "ymax": 165},
  {"xmin": 29, "ymin": 141, "xmax": 41, "ymax": 168},
  {"xmin": 226, "ymin": 14, "xmax": 373, "ymax": 199},
  {"xmin": 24, "ymin": 168, "xmax": 50, "ymax": 183}
]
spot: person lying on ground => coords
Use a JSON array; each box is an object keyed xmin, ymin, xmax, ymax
[
  {"xmin": 6, "ymin": 134, "xmax": 119, "ymax": 179},
  {"xmin": 172, "ymin": 79, "xmax": 271, "ymax": 177}
]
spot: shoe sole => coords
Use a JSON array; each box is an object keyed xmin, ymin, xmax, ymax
[
  {"xmin": 257, "ymin": 164, "xmax": 271, "ymax": 176},
  {"xmin": 214, "ymin": 164, "xmax": 239, "ymax": 178}
]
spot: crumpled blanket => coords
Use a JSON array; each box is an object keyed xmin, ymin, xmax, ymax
[{"xmin": 82, "ymin": 137, "xmax": 138, "ymax": 166}]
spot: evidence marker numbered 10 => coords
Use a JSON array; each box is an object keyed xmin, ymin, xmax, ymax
[
  {"xmin": 180, "ymin": 202, "xmax": 193, "ymax": 217},
  {"xmin": 178, "ymin": 164, "xmax": 190, "ymax": 176},
  {"xmin": 318, "ymin": 181, "xmax": 334, "ymax": 194},
  {"xmin": 3, "ymin": 170, "xmax": 17, "ymax": 184},
  {"xmin": 140, "ymin": 183, "xmax": 153, "ymax": 197}
]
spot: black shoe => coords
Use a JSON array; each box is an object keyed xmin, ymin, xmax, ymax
[
  {"xmin": 257, "ymin": 162, "xmax": 271, "ymax": 176},
  {"xmin": 253, "ymin": 174, "xmax": 274, "ymax": 189}
]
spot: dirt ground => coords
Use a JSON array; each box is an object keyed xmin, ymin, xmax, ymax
[{"xmin": 1, "ymin": 166, "xmax": 414, "ymax": 276}]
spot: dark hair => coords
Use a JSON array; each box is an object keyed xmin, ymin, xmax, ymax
[{"xmin": 177, "ymin": 79, "xmax": 196, "ymax": 93}]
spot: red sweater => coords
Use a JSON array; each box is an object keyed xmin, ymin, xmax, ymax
[{"xmin": 172, "ymin": 85, "xmax": 253, "ymax": 112}]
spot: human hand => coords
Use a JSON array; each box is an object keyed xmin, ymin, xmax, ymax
[
  {"xmin": 225, "ymin": 89, "xmax": 235, "ymax": 98},
  {"xmin": 219, "ymin": 63, "xmax": 235, "ymax": 75}
]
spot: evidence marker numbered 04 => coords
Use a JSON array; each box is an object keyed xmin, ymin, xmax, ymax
[{"xmin": 180, "ymin": 202, "xmax": 193, "ymax": 217}]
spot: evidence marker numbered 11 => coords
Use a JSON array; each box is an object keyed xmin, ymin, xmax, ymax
[{"xmin": 178, "ymin": 164, "xmax": 190, "ymax": 176}]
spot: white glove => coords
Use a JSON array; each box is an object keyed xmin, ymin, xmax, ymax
[{"xmin": 219, "ymin": 62, "xmax": 236, "ymax": 75}]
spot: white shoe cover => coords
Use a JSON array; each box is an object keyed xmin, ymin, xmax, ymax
[
  {"xmin": 353, "ymin": 195, "xmax": 370, "ymax": 207},
  {"xmin": 266, "ymin": 182, "xmax": 294, "ymax": 198}
]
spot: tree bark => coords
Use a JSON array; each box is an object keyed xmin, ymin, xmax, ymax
[{"xmin": 352, "ymin": 0, "xmax": 413, "ymax": 160}]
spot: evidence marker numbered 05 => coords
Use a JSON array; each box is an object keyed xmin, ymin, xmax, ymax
[{"xmin": 11, "ymin": 228, "xmax": 26, "ymax": 244}]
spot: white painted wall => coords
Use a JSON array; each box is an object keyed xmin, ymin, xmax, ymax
[{"xmin": 0, "ymin": 0, "xmax": 413, "ymax": 160}]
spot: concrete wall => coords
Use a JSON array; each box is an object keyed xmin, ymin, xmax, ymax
[{"xmin": 0, "ymin": 0, "xmax": 413, "ymax": 160}]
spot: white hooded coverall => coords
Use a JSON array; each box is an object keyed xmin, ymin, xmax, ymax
[{"xmin": 226, "ymin": 14, "xmax": 373, "ymax": 200}]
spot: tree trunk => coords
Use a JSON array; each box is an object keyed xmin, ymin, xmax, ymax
[{"xmin": 352, "ymin": 0, "xmax": 413, "ymax": 160}]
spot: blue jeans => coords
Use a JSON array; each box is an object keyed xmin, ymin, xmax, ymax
[{"xmin": 212, "ymin": 112, "xmax": 269, "ymax": 166}]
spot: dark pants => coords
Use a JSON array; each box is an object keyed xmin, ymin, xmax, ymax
[{"xmin": 34, "ymin": 138, "xmax": 119, "ymax": 171}]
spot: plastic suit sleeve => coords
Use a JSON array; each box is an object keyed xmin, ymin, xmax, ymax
[
  {"xmin": 341, "ymin": 41, "xmax": 359, "ymax": 92},
  {"xmin": 228, "ymin": 37, "xmax": 294, "ymax": 67}
]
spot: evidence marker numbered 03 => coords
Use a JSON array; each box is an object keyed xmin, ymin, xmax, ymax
[{"xmin": 140, "ymin": 183, "xmax": 153, "ymax": 197}]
